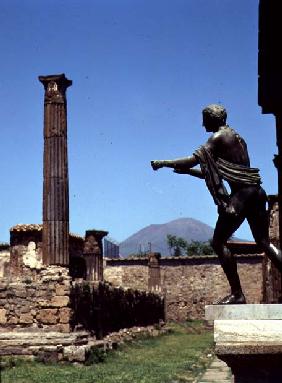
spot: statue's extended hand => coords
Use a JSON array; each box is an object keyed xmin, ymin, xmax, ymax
[{"xmin": 151, "ymin": 160, "xmax": 164, "ymax": 171}]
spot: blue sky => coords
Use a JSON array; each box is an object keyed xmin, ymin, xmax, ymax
[{"xmin": 0, "ymin": 0, "xmax": 277, "ymax": 245}]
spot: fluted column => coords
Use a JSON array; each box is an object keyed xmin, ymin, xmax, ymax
[{"xmin": 39, "ymin": 74, "xmax": 72, "ymax": 265}]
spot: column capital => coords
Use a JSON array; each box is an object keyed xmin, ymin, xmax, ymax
[
  {"xmin": 39, "ymin": 73, "xmax": 72, "ymax": 104},
  {"xmin": 85, "ymin": 230, "xmax": 108, "ymax": 240}
]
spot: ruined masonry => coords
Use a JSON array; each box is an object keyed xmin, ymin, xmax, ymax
[{"xmin": 0, "ymin": 74, "xmax": 164, "ymax": 363}]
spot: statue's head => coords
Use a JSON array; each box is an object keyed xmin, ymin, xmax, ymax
[{"xmin": 202, "ymin": 104, "xmax": 227, "ymax": 132}]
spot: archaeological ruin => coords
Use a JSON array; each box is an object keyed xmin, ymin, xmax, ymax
[
  {"xmin": 0, "ymin": 74, "xmax": 164, "ymax": 363},
  {"xmin": 0, "ymin": 73, "xmax": 280, "ymax": 363}
]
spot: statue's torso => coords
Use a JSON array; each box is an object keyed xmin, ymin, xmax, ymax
[
  {"xmin": 205, "ymin": 126, "xmax": 250, "ymax": 166},
  {"xmin": 204, "ymin": 126, "xmax": 253, "ymax": 192}
]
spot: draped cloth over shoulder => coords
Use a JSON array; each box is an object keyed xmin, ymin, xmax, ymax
[{"xmin": 193, "ymin": 146, "xmax": 261, "ymax": 211}]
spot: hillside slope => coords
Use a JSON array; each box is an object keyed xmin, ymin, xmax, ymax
[{"xmin": 119, "ymin": 217, "xmax": 214, "ymax": 257}]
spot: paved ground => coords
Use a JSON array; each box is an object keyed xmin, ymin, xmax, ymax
[{"xmin": 196, "ymin": 357, "xmax": 233, "ymax": 383}]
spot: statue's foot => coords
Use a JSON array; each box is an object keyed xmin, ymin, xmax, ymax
[{"xmin": 215, "ymin": 293, "xmax": 246, "ymax": 305}]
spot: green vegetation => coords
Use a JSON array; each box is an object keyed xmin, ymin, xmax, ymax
[
  {"xmin": 0, "ymin": 322, "xmax": 213, "ymax": 383},
  {"xmin": 167, "ymin": 234, "xmax": 215, "ymax": 257}
]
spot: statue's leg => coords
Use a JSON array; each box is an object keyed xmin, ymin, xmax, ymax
[
  {"xmin": 247, "ymin": 188, "xmax": 282, "ymax": 272},
  {"xmin": 212, "ymin": 211, "xmax": 246, "ymax": 303}
]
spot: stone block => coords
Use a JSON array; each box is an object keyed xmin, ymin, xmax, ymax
[
  {"xmin": 19, "ymin": 313, "xmax": 33, "ymax": 324},
  {"xmin": 37, "ymin": 309, "xmax": 58, "ymax": 324},
  {"xmin": 206, "ymin": 304, "xmax": 282, "ymax": 320},
  {"xmin": 214, "ymin": 319, "xmax": 282, "ymax": 344},
  {"xmin": 38, "ymin": 300, "xmax": 50, "ymax": 308},
  {"xmin": 15, "ymin": 289, "xmax": 27, "ymax": 298},
  {"xmin": 205, "ymin": 304, "xmax": 282, "ymax": 382},
  {"xmin": 26, "ymin": 288, "xmax": 36, "ymax": 298},
  {"xmin": 59, "ymin": 307, "xmax": 71, "ymax": 324},
  {"xmin": 0, "ymin": 308, "xmax": 7, "ymax": 324},
  {"xmin": 56, "ymin": 323, "xmax": 70, "ymax": 333},
  {"xmin": 39, "ymin": 296, "xmax": 69, "ymax": 308},
  {"xmin": 7, "ymin": 316, "xmax": 18, "ymax": 325},
  {"xmin": 19, "ymin": 304, "xmax": 33, "ymax": 314},
  {"xmin": 55, "ymin": 284, "xmax": 69, "ymax": 296},
  {"xmin": 63, "ymin": 345, "xmax": 87, "ymax": 362},
  {"xmin": 50, "ymin": 296, "xmax": 69, "ymax": 307}
]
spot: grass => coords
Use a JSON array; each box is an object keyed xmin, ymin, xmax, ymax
[{"xmin": 0, "ymin": 321, "xmax": 213, "ymax": 383}]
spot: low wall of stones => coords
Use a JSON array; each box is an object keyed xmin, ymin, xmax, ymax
[
  {"xmin": 0, "ymin": 266, "xmax": 71, "ymax": 332},
  {"xmin": 70, "ymin": 281, "xmax": 164, "ymax": 339},
  {"xmin": 104, "ymin": 253, "xmax": 264, "ymax": 321},
  {"xmin": 0, "ymin": 264, "xmax": 164, "ymax": 360},
  {"xmin": 0, "ymin": 265, "xmax": 164, "ymax": 338},
  {"xmin": 0, "ymin": 324, "xmax": 168, "ymax": 363}
]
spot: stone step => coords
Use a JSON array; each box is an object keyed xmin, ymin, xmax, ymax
[{"xmin": 0, "ymin": 331, "xmax": 89, "ymax": 347}]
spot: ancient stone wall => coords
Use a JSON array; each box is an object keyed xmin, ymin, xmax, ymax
[
  {"xmin": 104, "ymin": 253, "xmax": 264, "ymax": 321},
  {"xmin": 0, "ymin": 266, "xmax": 71, "ymax": 332},
  {"xmin": 161, "ymin": 256, "xmax": 263, "ymax": 320},
  {"xmin": 0, "ymin": 245, "xmax": 10, "ymax": 278},
  {"xmin": 6, "ymin": 224, "xmax": 107, "ymax": 282},
  {"xmin": 104, "ymin": 259, "xmax": 148, "ymax": 291},
  {"xmin": 263, "ymin": 195, "xmax": 282, "ymax": 303}
]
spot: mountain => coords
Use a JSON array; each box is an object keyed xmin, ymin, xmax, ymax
[{"xmin": 119, "ymin": 217, "xmax": 214, "ymax": 257}]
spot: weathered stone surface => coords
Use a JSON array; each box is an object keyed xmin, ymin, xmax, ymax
[
  {"xmin": 0, "ymin": 325, "xmax": 168, "ymax": 362},
  {"xmin": 50, "ymin": 296, "xmax": 69, "ymax": 307},
  {"xmin": 22, "ymin": 241, "xmax": 43, "ymax": 269},
  {"xmin": 206, "ymin": 304, "xmax": 282, "ymax": 320},
  {"xmin": 19, "ymin": 313, "xmax": 33, "ymax": 324},
  {"xmin": 0, "ymin": 347, "xmax": 33, "ymax": 356},
  {"xmin": 0, "ymin": 265, "xmax": 71, "ymax": 332},
  {"xmin": 37, "ymin": 309, "xmax": 58, "ymax": 324},
  {"xmin": 55, "ymin": 284, "xmax": 69, "ymax": 296},
  {"xmin": 39, "ymin": 74, "xmax": 72, "ymax": 266},
  {"xmin": 55, "ymin": 323, "xmax": 70, "ymax": 333},
  {"xmin": 214, "ymin": 319, "xmax": 282, "ymax": 344},
  {"xmin": 18, "ymin": 304, "xmax": 32, "ymax": 314},
  {"xmin": 59, "ymin": 307, "xmax": 71, "ymax": 324},
  {"xmin": 207, "ymin": 302, "xmax": 282, "ymax": 382},
  {"xmin": 7, "ymin": 316, "xmax": 18, "ymax": 325},
  {"xmin": 38, "ymin": 295, "xmax": 69, "ymax": 308},
  {"xmin": 105, "ymin": 254, "xmax": 263, "ymax": 320},
  {"xmin": 63, "ymin": 345, "xmax": 87, "ymax": 362},
  {"xmin": 0, "ymin": 308, "xmax": 7, "ymax": 324}
]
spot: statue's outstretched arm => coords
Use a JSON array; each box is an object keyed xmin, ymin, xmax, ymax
[
  {"xmin": 151, "ymin": 155, "xmax": 198, "ymax": 171},
  {"xmin": 173, "ymin": 167, "xmax": 204, "ymax": 179}
]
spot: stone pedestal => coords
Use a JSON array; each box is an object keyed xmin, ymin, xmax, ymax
[
  {"xmin": 83, "ymin": 230, "xmax": 108, "ymax": 281},
  {"xmin": 206, "ymin": 304, "xmax": 282, "ymax": 383}
]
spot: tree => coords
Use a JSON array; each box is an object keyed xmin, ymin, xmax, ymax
[
  {"xmin": 167, "ymin": 234, "xmax": 215, "ymax": 257},
  {"xmin": 186, "ymin": 239, "xmax": 215, "ymax": 256},
  {"xmin": 166, "ymin": 234, "xmax": 188, "ymax": 257}
]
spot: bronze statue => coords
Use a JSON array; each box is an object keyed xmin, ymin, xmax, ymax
[{"xmin": 151, "ymin": 104, "xmax": 282, "ymax": 304}]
